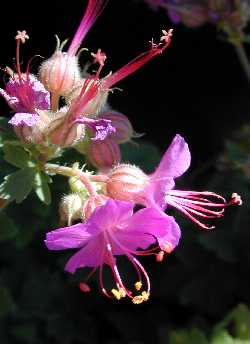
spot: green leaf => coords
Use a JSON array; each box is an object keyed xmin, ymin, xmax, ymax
[
  {"xmin": 211, "ymin": 330, "xmax": 235, "ymax": 344},
  {"xmin": 0, "ymin": 287, "xmax": 16, "ymax": 318},
  {"xmin": 0, "ymin": 117, "xmax": 16, "ymax": 147},
  {"xmin": 215, "ymin": 304, "xmax": 250, "ymax": 340},
  {"xmin": 3, "ymin": 141, "xmax": 33, "ymax": 168},
  {"xmin": 34, "ymin": 171, "xmax": 51, "ymax": 205},
  {"xmin": 0, "ymin": 212, "xmax": 18, "ymax": 241},
  {"xmin": 169, "ymin": 328, "xmax": 208, "ymax": 344},
  {"xmin": 0, "ymin": 167, "xmax": 36, "ymax": 203}
]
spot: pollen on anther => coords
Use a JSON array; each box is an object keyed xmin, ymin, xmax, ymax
[
  {"xmin": 135, "ymin": 281, "xmax": 142, "ymax": 291},
  {"xmin": 111, "ymin": 288, "xmax": 122, "ymax": 300}
]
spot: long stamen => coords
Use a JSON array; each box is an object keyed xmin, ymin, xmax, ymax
[
  {"xmin": 68, "ymin": 0, "xmax": 108, "ymax": 56},
  {"xmin": 15, "ymin": 31, "xmax": 29, "ymax": 81},
  {"xmin": 102, "ymin": 29, "xmax": 173, "ymax": 89},
  {"xmin": 165, "ymin": 190, "xmax": 242, "ymax": 229}
]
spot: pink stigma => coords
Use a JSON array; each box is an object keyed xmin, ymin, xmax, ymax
[{"xmin": 91, "ymin": 48, "xmax": 107, "ymax": 78}]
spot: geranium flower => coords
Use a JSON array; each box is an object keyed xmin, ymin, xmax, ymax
[
  {"xmin": 45, "ymin": 199, "xmax": 180, "ymax": 303},
  {"xmin": 106, "ymin": 135, "xmax": 241, "ymax": 230}
]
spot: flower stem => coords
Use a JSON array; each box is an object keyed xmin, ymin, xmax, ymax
[
  {"xmin": 233, "ymin": 41, "xmax": 250, "ymax": 82},
  {"xmin": 45, "ymin": 163, "xmax": 97, "ymax": 196}
]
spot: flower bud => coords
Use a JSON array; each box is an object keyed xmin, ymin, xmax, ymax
[
  {"xmin": 59, "ymin": 193, "xmax": 83, "ymax": 226},
  {"xmin": 47, "ymin": 108, "xmax": 85, "ymax": 147},
  {"xmin": 65, "ymin": 78, "xmax": 108, "ymax": 116},
  {"xmin": 106, "ymin": 164, "xmax": 149, "ymax": 203},
  {"xmin": 100, "ymin": 111, "xmax": 133, "ymax": 143},
  {"xmin": 88, "ymin": 138, "xmax": 121, "ymax": 169},
  {"xmin": 39, "ymin": 51, "xmax": 81, "ymax": 96},
  {"xmin": 82, "ymin": 194, "xmax": 109, "ymax": 220}
]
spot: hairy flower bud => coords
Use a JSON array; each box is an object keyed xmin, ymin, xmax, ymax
[
  {"xmin": 39, "ymin": 51, "xmax": 81, "ymax": 97},
  {"xmin": 59, "ymin": 193, "xmax": 83, "ymax": 226},
  {"xmin": 65, "ymin": 78, "xmax": 108, "ymax": 116},
  {"xmin": 47, "ymin": 108, "xmax": 85, "ymax": 147},
  {"xmin": 106, "ymin": 164, "xmax": 149, "ymax": 203},
  {"xmin": 100, "ymin": 111, "xmax": 134, "ymax": 143},
  {"xmin": 88, "ymin": 138, "xmax": 121, "ymax": 169},
  {"xmin": 82, "ymin": 194, "xmax": 108, "ymax": 220}
]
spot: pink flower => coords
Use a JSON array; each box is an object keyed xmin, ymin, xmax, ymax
[
  {"xmin": 107, "ymin": 135, "xmax": 241, "ymax": 229},
  {"xmin": 0, "ymin": 74, "xmax": 50, "ymax": 114},
  {"xmin": 45, "ymin": 199, "xmax": 180, "ymax": 302}
]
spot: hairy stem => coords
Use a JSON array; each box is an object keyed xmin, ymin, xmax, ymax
[{"xmin": 45, "ymin": 163, "xmax": 97, "ymax": 196}]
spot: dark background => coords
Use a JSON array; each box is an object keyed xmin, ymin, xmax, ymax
[{"xmin": 0, "ymin": 1, "xmax": 250, "ymax": 343}]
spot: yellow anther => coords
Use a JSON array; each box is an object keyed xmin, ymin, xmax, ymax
[
  {"xmin": 118, "ymin": 287, "xmax": 126, "ymax": 298},
  {"xmin": 135, "ymin": 281, "xmax": 142, "ymax": 291},
  {"xmin": 111, "ymin": 289, "xmax": 121, "ymax": 300},
  {"xmin": 141, "ymin": 291, "xmax": 150, "ymax": 301},
  {"xmin": 132, "ymin": 295, "xmax": 144, "ymax": 305}
]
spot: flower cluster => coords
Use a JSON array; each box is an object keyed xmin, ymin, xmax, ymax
[{"xmin": 0, "ymin": 0, "xmax": 241, "ymax": 304}]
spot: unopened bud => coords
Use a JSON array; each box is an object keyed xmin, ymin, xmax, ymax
[
  {"xmin": 39, "ymin": 51, "xmax": 81, "ymax": 96},
  {"xmin": 82, "ymin": 194, "xmax": 109, "ymax": 220},
  {"xmin": 88, "ymin": 138, "xmax": 121, "ymax": 169},
  {"xmin": 106, "ymin": 164, "xmax": 149, "ymax": 203},
  {"xmin": 47, "ymin": 108, "xmax": 85, "ymax": 147},
  {"xmin": 100, "ymin": 111, "xmax": 134, "ymax": 143},
  {"xmin": 65, "ymin": 78, "xmax": 108, "ymax": 116},
  {"xmin": 59, "ymin": 193, "xmax": 83, "ymax": 226}
]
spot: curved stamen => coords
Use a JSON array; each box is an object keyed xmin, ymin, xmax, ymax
[{"xmin": 165, "ymin": 190, "xmax": 241, "ymax": 229}]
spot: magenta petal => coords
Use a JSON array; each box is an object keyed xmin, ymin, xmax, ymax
[
  {"xmin": 65, "ymin": 236, "xmax": 104, "ymax": 273},
  {"xmin": 88, "ymin": 199, "xmax": 133, "ymax": 231},
  {"xmin": 145, "ymin": 177, "xmax": 175, "ymax": 209},
  {"xmin": 120, "ymin": 207, "xmax": 181, "ymax": 251},
  {"xmin": 9, "ymin": 113, "xmax": 39, "ymax": 127},
  {"xmin": 153, "ymin": 134, "xmax": 191, "ymax": 179},
  {"xmin": 156, "ymin": 214, "xmax": 181, "ymax": 250},
  {"xmin": 45, "ymin": 223, "xmax": 93, "ymax": 250}
]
